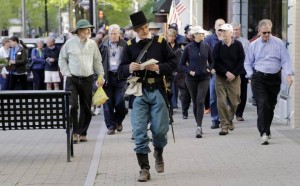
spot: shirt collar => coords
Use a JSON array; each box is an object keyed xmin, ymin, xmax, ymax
[
  {"xmin": 221, "ymin": 38, "xmax": 235, "ymax": 45},
  {"xmin": 135, "ymin": 33, "xmax": 151, "ymax": 43},
  {"xmin": 260, "ymin": 35, "xmax": 273, "ymax": 43}
]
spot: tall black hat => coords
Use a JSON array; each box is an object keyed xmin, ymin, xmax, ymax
[{"xmin": 130, "ymin": 11, "xmax": 149, "ymax": 29}]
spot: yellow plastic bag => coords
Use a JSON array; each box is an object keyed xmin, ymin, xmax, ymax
[{"xmin": 92, "ymin": 87, "xmax": 109, "ymax": 106}]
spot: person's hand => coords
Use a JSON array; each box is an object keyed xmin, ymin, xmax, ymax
[
  {"xmin": 286, "ymin": 75, "xmax": 293, "ymax": 86},
  {"xmin": 207, "ymin": 68, "xmax": 211, "ymax": 73},
  {"xmin": 190, "ymin": 71, "xmax": 195, "ymax": 76},
  {"xmin": 145, "ymin": 64, "xmax": 159, "ymax": 71},
  {"xmin": 2, "ymin": 74, "xmax": 7, "ymax": 79},
  {"xmin": 129, "ymin": 62, "xmax": 141, "ymax": 72},
  {"xmin": 50, "ymin": 58, "xmax": 55, "ymax": 62},
  {"xmin": 96, "ymin": 78, "xmax": 105, "ymax": 87},
  {"xmin": 225, "ymin": 71, "xmax": 235, "ymax": 81},
  {"xmin": 9, "ymin": 60, "xmax": 15, "ymax": 65}
]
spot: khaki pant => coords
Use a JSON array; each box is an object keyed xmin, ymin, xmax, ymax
[{"xmin": 215, "ymin": 74, "xmax": 241, "ymax": 129}]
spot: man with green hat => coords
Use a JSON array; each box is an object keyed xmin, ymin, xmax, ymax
[{"xmin": 59, "ymin": 19, "xmax": 105, "ymax": 143}]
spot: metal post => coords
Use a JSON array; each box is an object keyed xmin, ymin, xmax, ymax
[
  {"xmin": 89, "ymin": 0, "xmax": 93, "ymax": 30},
  {"xmin": 45, "ymin": 0, "xmax": 49, "ymax": 36},
  {"xmin": 93, "ymin": 0, "xmax": 97, "ymax": 29},
  {"xmin": 21, "ymin": 0, "xmax": 26, "ymax": 37}
]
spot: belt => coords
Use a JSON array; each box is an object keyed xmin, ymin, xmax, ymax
[
  {"xmin": 255, "ymin": 70, "xmax": 280, "ymax": 77},
  {"xmin": 138, "ymin": 77, "xmax": 163, "ymax": 84},
  {"xmin": 71, "ymin": 74, "xmax": 93, "ymax": 79},
  {"xmin": 109, "ymin": 71, "xmax": 118, "ymax": 76}
]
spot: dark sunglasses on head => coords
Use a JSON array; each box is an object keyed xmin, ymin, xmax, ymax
[{"xmin": 262, "ymin": 31, "xmax": 271, "ymax": 35}]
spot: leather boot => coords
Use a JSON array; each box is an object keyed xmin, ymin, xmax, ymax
[
  {"xmin": 153, "ymin": 147, "xmax": 164, "ymax": 173},
  {"xmin": 136, "ymin": 153, "xmax": 150, "ymax": 182}
]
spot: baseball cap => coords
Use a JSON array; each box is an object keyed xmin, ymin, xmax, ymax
[{"xmin": 218, "ymin": 24, "xmax": 233, "ymax": 32}]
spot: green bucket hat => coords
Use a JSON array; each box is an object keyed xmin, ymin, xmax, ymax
[{"xmin": 71, "ymin": 19, "xmax": 95, "ymax": 34}]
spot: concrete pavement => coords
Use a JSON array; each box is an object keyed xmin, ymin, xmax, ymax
[{"xmin": 1, "ymin": 105, "xmax": 300, "ymax": 186}]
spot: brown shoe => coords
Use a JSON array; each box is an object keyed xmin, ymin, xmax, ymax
[
  {"xmin": 116, "ymin": 123, "xmax": 123, "ymax": 132},
  {"xmin": 138, "ymin": 169, "xmax": 150, "ymax": 182},
  {"xmin": 219, "ymin": 128, "xmax": 229, "ymax": 135},
  {"xmin": 79, "ymin": 135, "xmax": 87, "ymax": 142},
  {"xmin": 73, "ymin": 134, "xmax": 79, "ymax": 144},
  {"xmin": 107, "ymin": 129, "xmax": 115, "ymax": 135}
]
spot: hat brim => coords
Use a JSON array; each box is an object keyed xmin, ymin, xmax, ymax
[
  {"xmin": 71, "ymin": 25, "xmax": 95, "ymax": 34},
  {"xmin": 218, "ymin": 29, "xmax": 231, "ymax": 32},
  {"xmin": 130, "ymin": 20, "xmax": 150, "ymax": 30}
]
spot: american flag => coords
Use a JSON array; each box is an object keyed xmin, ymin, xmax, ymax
[
  {"xmin": 167, "ymin": 0, "xmax": 186, "ymax": 27},
  {"xmin": 175, "ymin": 0, "xmax": 186, "ymax": 15}
]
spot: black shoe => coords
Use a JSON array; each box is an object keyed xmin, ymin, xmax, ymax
[
  {"xmin": 182, "ymin": 115, "xmax": 188, "ymax": 119},
  {"xmin": 116, "ymin": 123, "xmax": 123, "ymax": 132},
  {"xmin": 211, "ymin": 122, "xmax": 220, "ymax": 129}
]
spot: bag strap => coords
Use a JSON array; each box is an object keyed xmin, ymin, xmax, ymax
[{"xmin": 135, "ymin": 37, "xmax": 153, "ymax": 63}]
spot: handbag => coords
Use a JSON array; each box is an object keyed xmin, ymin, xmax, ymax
[
  {"xmin": 125, "ymin": 38, "xmax": 153, "ymax": 96},
  {"xmin": 92, "ymin": 86, "xmax": 109, "ymax": 106}
]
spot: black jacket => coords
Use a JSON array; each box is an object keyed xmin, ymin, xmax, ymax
[
  {"xmin": 179, "ymin": 41, "xmax": 214, "ymax": 81},
  {"xmin": 118, "ymin": 35, "xmax": 177, "ymax": 80},
  {"xmin": 99, "ymin": 38, "xmax": 127, "ymax": 82},
  {"xmin": 213, "ymin": 40, "xmax": 245, "ymax": 77}
]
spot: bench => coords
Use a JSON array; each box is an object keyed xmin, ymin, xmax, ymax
[{"xmin": 0, "ymin": 90, "xmax": 73, "ymax": 162}]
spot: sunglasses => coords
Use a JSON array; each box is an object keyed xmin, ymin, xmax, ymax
[{"xmin": 262, "ymin": 31, "xmax": 271, "ymax": 35}]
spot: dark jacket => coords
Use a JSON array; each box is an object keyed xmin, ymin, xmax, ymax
[
  {"xmin": 179, "ymin": 41, "xmax": 214, "ymax": 81},
  {"xmin": 118, "ymin": 35, "xmax": 177, "ymax": 108},
  {"xmin": 7, "ymin": 46, "xmax": 28, "ymax": 74},
  {"xmin": 118, "ymin": 35, "xmax": 177, "ymax": 81},
  {"xmin": 99, "ymin": 38, "xmax": 127, "ymax": 82},
  {"xmin": 44, "ymin": 45, "xmax": 61, "ymax": 71},
  {"xmin": 213, "ymin": 39, "xmax": 245, "ymax": 77}
]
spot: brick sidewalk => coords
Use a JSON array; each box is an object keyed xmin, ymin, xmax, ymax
[{"xmin": 1, "ymin": 105, "xmax": 300, "ymax": 186}]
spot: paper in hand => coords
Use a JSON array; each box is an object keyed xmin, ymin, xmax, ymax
[{"xmin": 140, "ymin": 58, "xmax": 159, "ymax": 70}]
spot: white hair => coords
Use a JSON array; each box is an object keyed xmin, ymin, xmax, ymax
[{"xmin": 108, "ymin": 24, "xmax": 120, "ymax": 34}]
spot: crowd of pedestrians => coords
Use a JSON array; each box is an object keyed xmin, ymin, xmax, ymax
[{"xmin": 0, "ymin": 11, "xmax": 294, "ymax": 183}]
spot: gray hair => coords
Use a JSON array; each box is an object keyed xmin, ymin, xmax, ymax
[
  {"xmin": 108, "ymin": 24, "xmax": 120, "ymax": 34},
  {"xmin": 46, "ymin": 36, "xmax": 55, "ymax": 44},
  {"xmin": 36, "ymin": 38, "xmax": 44, "ymax": 44},
  {"xmin": 1, "ymin": 38, "xmax": 9, "ymax": 45},
  {"xmin": 231, "ymin": 22, "xmax": 241, "ymax": 29},
  {"xmin": 258, "ymin": 19, "xmax": 272, "ymax": 28}
]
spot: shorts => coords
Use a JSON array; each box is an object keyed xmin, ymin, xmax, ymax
[{"xmin": 44, "ymin": 71, "xmax": 61, "ymax": 83}]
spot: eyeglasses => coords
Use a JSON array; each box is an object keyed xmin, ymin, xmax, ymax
[{"xmin": 262, "ymin": 31, "xmax": 271, "ymax": 35}]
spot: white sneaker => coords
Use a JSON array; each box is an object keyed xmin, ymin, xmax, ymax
[
  {"xmin": 94, "ymin": 107, "xmax": 101, "ymax": 115},
  {"xmin": 261, "ymin": 134, "xmax": 269, "ymax": 145}
]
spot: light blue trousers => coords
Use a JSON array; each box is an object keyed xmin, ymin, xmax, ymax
[{"xmin": 132, "ymin": 89, "xmax": 169, "ymax": 154}]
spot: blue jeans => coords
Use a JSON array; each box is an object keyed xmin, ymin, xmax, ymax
[
  {"xmin": 210, "ymin": 74, "xmax": 220, "ymax": 123},
  {"xmin": 171, "ymin": 80, "xmax": 178, "ymax": 108},
  {"xmin": 132, "ymin": 89, "xmax": 169, "ymax": 154},
  {"xmin": 0, "ymin": 75, "xmax": 9, "ymax": 90},
  {"xmin": 103, "ymin": 75, "xmax": 127, "ymax": 130}
]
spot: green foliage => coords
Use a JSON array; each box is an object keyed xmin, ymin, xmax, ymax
[
  {"xmin": 98, "ymin": 0, "xmax": 132, "ymax": 28},
  {"xmin": 140, "ymin": 0, "xmax": 155, "ymax": 21},
  {"xmin": 98, "ymin": 0, "xmax": 154, "ymax": 28},
  {"xmin": 0, "ymin": 0, "xmax": 20, "ymax": 28}
]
